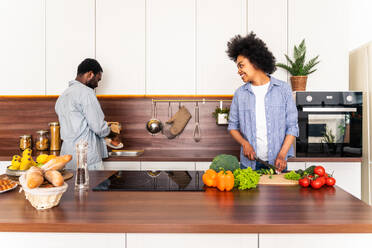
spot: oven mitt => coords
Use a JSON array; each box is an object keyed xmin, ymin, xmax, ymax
[{"xmin": 166, "ymin": 106, "xmax": 192, "ymax": 136}]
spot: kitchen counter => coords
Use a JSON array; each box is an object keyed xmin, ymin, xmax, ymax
[
  {"xmin": 1, "ymin": 171, "xmax": 372, "ymax": 233},
  {"xmin": 0, "ymin": 149, "xmax": 362, "ymax": 162}
]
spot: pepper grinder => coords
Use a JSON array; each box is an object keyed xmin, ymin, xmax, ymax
[{"xmin": 75, "ymin": 140, "xmax": 89, "ymax": 190}]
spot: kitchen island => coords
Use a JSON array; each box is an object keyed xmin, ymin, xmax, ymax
[{"xmin": 1, "ymin": 171, "xmax": 372, "ymax": 247}]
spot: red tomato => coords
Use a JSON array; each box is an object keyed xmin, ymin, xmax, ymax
[
  {"xmin": 326, "ymin": 177, "xmax": 336, "ymax": 186},
  {"xmin": 299, "ymin": 178, "xmax": 310, "ymax": 188},
  {"xmin": 314, "ymin": 166, "xmax": 325, "ymax": 176},
  {"xmin": 311, "ymin": 178, "xmax": 323, "ymax": 189},
  {"xmin": 319, "ymin": 176, "xmax": 326, "ymax": 186}
]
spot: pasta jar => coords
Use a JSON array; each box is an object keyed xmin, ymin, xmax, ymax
[
  {"xmin": 49, "ymin": 122, "xmax": 61, "ymax": 151},
  {"xmin": 19, "ymin": 135, "xmax": 32, "ymax": 151},
  {"xmin": 35, "ymin": 130, "xmax": 49, "ymax": 151}
]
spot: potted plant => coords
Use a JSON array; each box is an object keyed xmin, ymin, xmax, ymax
[
  {"xmin": 276, "ymin": 39, "xmax": 320, "ymax": 91},
  {"xmin": 212, "ymin": 106, "xmax": 230, "ymax": 125}
]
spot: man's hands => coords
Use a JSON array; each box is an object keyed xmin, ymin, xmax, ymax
[
  {"xmin": 242, "ymin": 141, "xmax": 256, "ymax": 160},
  {"xmin": 274, "ymin": 153, "xmax": 287, "ymax": 172}
]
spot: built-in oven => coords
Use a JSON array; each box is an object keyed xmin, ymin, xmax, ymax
[{"xmin": 296, "ymin": 91, "xmax": 362, "ymax": 157}]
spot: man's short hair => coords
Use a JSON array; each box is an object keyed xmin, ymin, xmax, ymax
[{"xmin": 77, "ymin": 58, "xmax": 103, "ymax": 75}]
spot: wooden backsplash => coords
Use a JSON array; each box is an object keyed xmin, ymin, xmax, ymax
[{"xmin": 0, "ymin": 96, "xmax": 239, "ymax": 154}]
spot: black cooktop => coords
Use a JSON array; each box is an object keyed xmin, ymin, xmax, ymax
[{"xmin": 93, "ymin": 171, "xmax": 205, "ymax": 191}]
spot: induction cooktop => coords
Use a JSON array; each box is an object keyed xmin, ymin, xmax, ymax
[{"xmin": 93, "ymin": 171, "xmax": 205, "ymax": 191}]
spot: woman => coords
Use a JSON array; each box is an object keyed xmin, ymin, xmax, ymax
[{"xmin": 226, "ymin": 32, "xmax": 298, "ymax": 172}]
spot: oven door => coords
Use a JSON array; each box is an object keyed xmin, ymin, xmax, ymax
[{"xmin": 296, "ymin": 107, "xmax": 362, "ymax": 157}]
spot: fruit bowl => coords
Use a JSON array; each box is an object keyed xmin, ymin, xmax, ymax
[
  {"xmin": 6, "ymin": 165, "xmax": 28, "ymax": 177},
  {"xmin": 19, "ymin": 174, "xmax": 68, "ymax": 210}
]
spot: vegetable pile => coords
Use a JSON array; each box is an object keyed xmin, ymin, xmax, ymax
[{"xmin": 296, "ymin": 165, "xmax": 336, "ymax": 189}]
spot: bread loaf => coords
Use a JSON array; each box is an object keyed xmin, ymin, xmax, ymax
[
  {"xmin": 42, "ymin": 155, "xmax": 72, "ymax": 172},
  {"xmin": 26, "ymin": 166, "xmax": 44, "ymax": 189},
  {"xmin": 44, "ymin": 170, "xmax": 64, "ymax": 187}
]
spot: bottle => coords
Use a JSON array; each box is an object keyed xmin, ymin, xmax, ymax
[
  {"xmin": 19, "ymin": 135, "xmax": 32, "ymax": 151},
  {"xmin": 49, "ymin": 122, "xmax": 61, "ymax": 151},
  {"xmin": 35, "ymin": 130, "xmax": 49, "ymax": 151},
  {"xmin": 75, "ymin": 140, "xmax": 89, "ymax": 190}
]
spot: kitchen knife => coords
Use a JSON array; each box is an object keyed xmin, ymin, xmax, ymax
[{"xmin": 254, "ymin": 156, "xmax": 280, "ymax": 174}]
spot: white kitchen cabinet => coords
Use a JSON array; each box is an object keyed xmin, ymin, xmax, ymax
[
  {"xmin": 0, "ymin": 0, "xmax": 45, "ymax": 95},
  {"xmin": 103, "ymin": 161, "xmax": 140, "ymax": 171},
  {"xmin": 287, "ymin": 162, "xmax": 306, "ymax": 171},
  {"xmin": 140, "ymin": 161, "xmax": 195, "ymax": 171},
  {"xmin": 288, "ymin": 0, "xmax": 349, "ymax": 91},
  {"xmin": 0, "ymin": 233, "xmax": 125, "ymax": 248},
  {"xmin": 45, "ymin": 0, "xmax": 95, "ymax": 95},
  {"xmin": 127, "ymin": 233, "xmax": 257, "ymax": 248},
  {"xmin": 305, "ymin": 162, "xmax": 361, "ymax": 199},
  {"xmin": 259, "ymin": 233, "xmax": 372, "ymax": 248},
  {"xmin": 96, "ymin": 0, "xmax": 146, "ymax": 95},
  {"xmin": 196, "ymin": 0, "xmax": 246, "ymax": 95},
  {"xmin": 195, "ymin": 162, "xmax": 211, "ymax": 171},
  {"xmin": 248, "ymin": 0, "xmax": 288, "ymax": 82},
  {"xmin": 146, "ymin": 0, "xmax": 195, "ymax": 95}
]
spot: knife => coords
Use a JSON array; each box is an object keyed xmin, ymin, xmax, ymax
[{"xmin": 254, "ymin": 156, "xmax": 280, "ymax": 174}]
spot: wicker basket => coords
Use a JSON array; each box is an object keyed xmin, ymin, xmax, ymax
[{"xmin": 19, "ymin": 174, "xmax": 68, "ymax": 210}]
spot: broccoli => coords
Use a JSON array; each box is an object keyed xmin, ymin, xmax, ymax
[{"xmin": 209, "ymin": 154, "xmax": 240, "ymax": 172}]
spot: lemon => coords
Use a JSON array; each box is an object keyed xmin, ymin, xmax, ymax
[{"xmin": 36, "ymin": 154, "xmax": 49, "ymax": 164}]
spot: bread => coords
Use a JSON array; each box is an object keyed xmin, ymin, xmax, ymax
[
  {"xmin": 26, "ymin": 167, "xmax": 44, "ymax": 189},
  {"xmin": 42, "ymin": 155, "xmax": 72, "ymax": 172},
  {"xmin": 44, "ymin": 170, "xmax": 64, "ymax": 187}
]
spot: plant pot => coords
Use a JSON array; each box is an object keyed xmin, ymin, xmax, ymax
[
  {"xmin": 290, "ymin": 76, "xmax": 308, "ymax": 91},
  {"xmin": 217, "ymin": 113, "xmax": 228, "ymax": 125}
]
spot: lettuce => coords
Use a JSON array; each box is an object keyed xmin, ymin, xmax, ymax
[{"xmin": 233, "ymin": 168, "xmax": 260, "ymax": 190}]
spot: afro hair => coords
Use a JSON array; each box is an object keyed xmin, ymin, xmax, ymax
[{"xmin": 226, "ymin": 32, "xmax": 276, "ymax": 74}]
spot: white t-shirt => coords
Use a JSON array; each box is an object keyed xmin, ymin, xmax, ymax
[{"xmin": 251, "ymin": 82, "xmax": 270, "ymax": 161}]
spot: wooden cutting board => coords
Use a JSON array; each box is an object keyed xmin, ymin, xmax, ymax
[{"xmin": 258, "ymin": 173, "xmax": 298, "ymax": 185}]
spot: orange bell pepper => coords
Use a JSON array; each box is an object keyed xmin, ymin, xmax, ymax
[
  {"xmin": 216, "ymin": 170, "xmax": 234, "ymax": 191},
  {"xmin": 202, "ymin": 169, "xmax": 218, "ymax": 187}
]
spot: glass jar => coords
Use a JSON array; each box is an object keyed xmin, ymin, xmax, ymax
[
  {"xmin": 75, "ymin": 140, "xmax": 89, "ymax": 190},
  {"xmin": 19, "ymin": 135, "xmax": 32, "ymax": 151},
  {"xmin": 49, "ymin": 122, "xmax": 61, "ymax": 151},
  {"xmin": 35, "ymin": 130, "xmax": 49, "ymax": 151}
]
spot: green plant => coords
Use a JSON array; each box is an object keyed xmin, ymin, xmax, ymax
[
  {"xmin": 212, "ymin": 107, "xmax": 230, "ymax": 120},
  {"xmin": 276, "ymin": 39, "xmax": 320, "ymax": 76},
  {"xmin": 322, "ymin": 127, "xmax": 335, "ymax": 144}
]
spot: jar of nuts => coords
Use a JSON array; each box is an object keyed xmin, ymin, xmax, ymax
[
  {"xmin": 35, "ymin": 130, "xmax": 49, "ymax": 151},
  {"xmin": 19, "ymin": 135, "xmax": 32, "ymax": 151}
]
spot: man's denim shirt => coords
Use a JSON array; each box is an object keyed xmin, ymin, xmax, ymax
[{"xmin": 228, "ymin": 76, "xmax": 299, "ymax": 169}]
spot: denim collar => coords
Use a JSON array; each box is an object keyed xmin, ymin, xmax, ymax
[{"xmin": 243, "ymin": 75, "xmax": 280, "ymax": 93}]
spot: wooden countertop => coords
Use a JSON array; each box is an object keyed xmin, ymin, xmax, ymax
[{"xmin": 1, "ymin": 171, "xmax": 372, "ymax": 233}]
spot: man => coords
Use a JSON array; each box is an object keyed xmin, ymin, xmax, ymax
[
  {"xmin": 226, "ymin": 32, "xmax": 299, "ymax": 172},
  {"xmin": 55, "ymin": 58, "xmax": 110, "ymax": 170}
]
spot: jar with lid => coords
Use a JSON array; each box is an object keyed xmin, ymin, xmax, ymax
[
  {"xmin": 35, "ymin": 130, "xmax": 49, "ymax": 151},
  {"xmin": 19, "ymin": 135, "xmax": 32, "ymax": 151},
  {"xmin": 49, "ymin": 122, "xmax": 61, "ymax": 151}
]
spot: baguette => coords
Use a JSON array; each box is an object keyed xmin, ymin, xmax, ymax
[
  {"xmin": 42, "ymin": 155, "xmax": 72, "ymax": 172},
  {"xmin": 26, "ymin": 166, "xmax": 44, "ymax": 189},
  {"xmin": 44, "ymin": 170, "xmax": 64, "ymax": 187}
]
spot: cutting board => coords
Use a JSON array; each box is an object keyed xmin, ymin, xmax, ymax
[{"xmin": 258, "ymin": 173, "xmax": 298, "ymax": 185}]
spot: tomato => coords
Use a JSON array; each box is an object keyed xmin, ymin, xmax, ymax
[
  {"xmin": 318, "ymin": 176, "xmax": 326, "ymax": 186},
  {"xmin": 326, "ymin": 177, "xmax": 336, "ymax": 186},
  {"xmin": 314, "ymin": 166, "xmax": 325, "ymax": 176},
  {"xmin": 311, "ymin": 178, "xmax": 323, "ymax": 189},
  {"xmin": 307, "ymin": 175, "xmax": 314, "ymax": 180},
  {"xmin": 299, "ymin": 178, "xmax": 310, "ymax": 188}
]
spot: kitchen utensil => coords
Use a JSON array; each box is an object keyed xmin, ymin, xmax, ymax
[
  {"xmin": 193, "ymin": 102, "xmax": 201, "ymax": 142},
  {"xmin": 162, "ymin": 102, "xmax": 176, "ymax": 139},
  {"xmin": 255, "ymin": 156, "xmax": 280, "ymax": 174},
  {"xmin": 258, "ymin": 173, "xmax": 298, "ymax": 185},
  {"xmin": 146, "ymin": 102, "xmax": 163, "ymax": 135},
  {"xmin": 109, "ymin": 149, "xmax": 144, "ymax": 157}
]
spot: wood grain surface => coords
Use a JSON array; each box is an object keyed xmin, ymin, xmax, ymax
[
  {"xmin": 258, "ymin": 174, "xmax": 299, "ymax": 185},
  {"xmin": 0, "ymin": 171, "xmax": 372, "ymax": 233}
]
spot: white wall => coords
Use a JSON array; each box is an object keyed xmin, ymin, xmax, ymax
[
  {"xmin": 1, "ymin": 0, "xmax": 365, "ymax": 95},
  {"xmin": 348, "ymin": 0, "xmax": 372, "ymax": 51}
]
